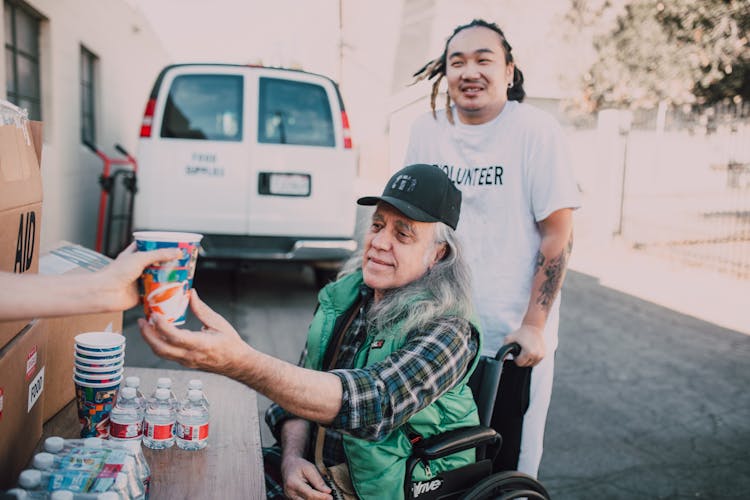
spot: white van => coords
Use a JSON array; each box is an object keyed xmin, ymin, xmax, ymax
[{"xmin": 133, "ymin": 64, "xmax": 358, "ymax": 284}]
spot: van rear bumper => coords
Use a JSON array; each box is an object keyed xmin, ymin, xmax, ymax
[{"xmin": 198, "ymin": 234, "xmax": 357, "ymax": 262}]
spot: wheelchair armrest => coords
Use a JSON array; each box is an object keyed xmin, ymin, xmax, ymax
[{"xmin": 412, "ymin": 425, "xmax": 500, "ymax": 461}]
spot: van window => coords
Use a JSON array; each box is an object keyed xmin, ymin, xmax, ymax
[
  {"xmin": 258, "ymin": 78, "xmax": 335, "ymax": 147},
  {"xmin": 161, "ymin": 74, "xmax": 243, "ymax": 141}
]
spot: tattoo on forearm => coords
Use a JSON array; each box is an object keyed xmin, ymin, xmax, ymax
[
  {"xmin": 534, "ymin": 251, "xmax": 545, "ymax": 274},
  {"xmin": 535, "ymin": 233, "xmax": 573, "ymax": 311},
  {"xmin": 537, "ymin": 252, "xmax": 564, "ymax": 310}
]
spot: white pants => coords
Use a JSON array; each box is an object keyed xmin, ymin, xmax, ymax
[{"xmin": 517, "ymin": 352, "xmax": 555, "ymax": 477}]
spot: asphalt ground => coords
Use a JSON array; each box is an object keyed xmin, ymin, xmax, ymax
[{"xmin": 540, "ymin": 270, "xmax": 750, "ymax": 499}]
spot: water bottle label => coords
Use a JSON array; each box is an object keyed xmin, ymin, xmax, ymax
[
  {"xmin": 91, "ymin": 461, "xmax": 125, "ymax": 492},
  {"xmin": 60, "ymin": 448, "xmax": 109, "ymax": 471},
  {"xmin": 176, "ymin": 422, "xmax": 209, "ymax": 440},
  {"xmin": 110, "ymin": 420, "xmax": 143, "ymax": 439},
  {"xmin": 49, "ymin": 470, "xmax": 94, "ymax": 492},
  {"xmin": 144, "ymin": 420, "xmax": 174, "ymax": 440}
]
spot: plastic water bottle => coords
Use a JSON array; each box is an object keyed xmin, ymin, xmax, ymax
[
  {"xmin": 125, "ymin": 376, "xmax": 147, "ymax": 411},
  {"xmin": 175, "ymin": 389, "xmax": 209, "ymax": 450},
  {"xmin": 4, "ymin": 488, "xmax": 46, "ymax": 499},
  {"xmin": 87, "ymin": 440, "xmax": 146, "ymax": 500},
  {"xmin": 187, "ymin": 379, "xmax": 210, "ymax": 407},
  {"xmin": 28, "ymin": 436, "xmax": 146, "ymax": 499},
  {"xmin": 156, "ymin": 377, "xmax": 178, "ymax": 410},
  {"xmin": 109, "ymin": 387, "xmax": 144, "ymax": 442},
  {"xmin": 15, "ymin": 469, "xmax": 49, "ymax": 497},
  {"xmin": 143, "ymin": 388, "xmax": 175, "ymax": 449},
  {"xmin": 32, "ymin": 451, "xmax": 57, "ymax": 471},
  {"xmin": 17, "ymin": 469, "xmax": 44, "ymax": 489},
  {"xmin": 43, "ymin": 436, "xmax": 65, "ymax": 454},
  {"xmin": 49, "ymin": 490, "xmax": 74, "ymax": 500},
  {"xmin": 147, "ymin": 377, "xmax": 172, "ymax": 403},
  {"xmin": 123, "ymin": 440, "xmax": 151, "ymax": 498}
]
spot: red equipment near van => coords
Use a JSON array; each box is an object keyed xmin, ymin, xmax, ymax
[{"xmin": 84, "ymin": 141, "xmax": 138, "ymax": 257}]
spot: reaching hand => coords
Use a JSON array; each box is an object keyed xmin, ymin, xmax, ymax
[
  {"xmin": 137, "ymin": 290, "xmax": 252, "ymax": 377},
  {"xmin": 505, "ymin": 324, "xmax": 546, "ymax": 367},
  {"xmin": 100, "ymin": 243, "xmax": 182, "ymax": 311},
  {"xmin": 281, "ymin": 455, "xmax": 333, "ymax": 500}
]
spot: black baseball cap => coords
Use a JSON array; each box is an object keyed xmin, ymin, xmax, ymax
[{"xmin": 357, "ymin": 164, "xmax": 462, "ymax": 230}]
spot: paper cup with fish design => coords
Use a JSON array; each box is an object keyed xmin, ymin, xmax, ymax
[{"xmin": 133, "ymin": 231, "xmax": 203, "ymax": 325}]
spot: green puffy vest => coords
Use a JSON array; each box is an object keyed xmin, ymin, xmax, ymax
[{"xmin": 305, "ymin": 270, "xmax": 482, "ymax": 499}]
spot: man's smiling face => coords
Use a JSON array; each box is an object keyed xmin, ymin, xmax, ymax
[
  {"xmin": 362, "ymin": 203, "xmax": 443, "ymax": 302},
  {"xmin": 445, "ymin": 26, "xmax": 514, "ymax": 125}
]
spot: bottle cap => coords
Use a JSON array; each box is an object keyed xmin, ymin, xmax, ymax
[
  {"xmin": 18, "ymin": 469, "xmax": 42, "ymax": 488},
  {"xmin": 120, "ymin": 386, "xmax": 137, "ymax": 399},
  {"xmin": 50, "ymin": 490, "xmax": 75, "ymax": 500},
  {"xmin": 188, "ymin": 389, "xmax": 203, "ymax": 402},
  {"xmin": 84, "ymin": 437, "xmax": 103, "ymax": 448},
  {"xmin": 5, "ymin": 489, "xmax": 28, "ymax": 499},
  {"xmin": 156, "ymin": 377, "xmax": 172, "ymax": 388},
  {"xmin": 125, "ymin": 376, "xmax": 141, "ymax": 388},
  {"xmin": 188, "ymin": 379, "xmax": 203, "ymax": 390},
  {"xmin": 44, "ymin": 436, "xmax": 65, "ymax": 453},
  {"xmin": 155, "ymin": 387, "xmax": 170, "ymax": 400},
  {"xmin": 33, "ymin": 452, "xmax": 54, "ymax": 470}
]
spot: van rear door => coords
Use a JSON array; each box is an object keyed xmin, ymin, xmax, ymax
[
  {"xmin": 247, "ymin": 69, "xmax": 356, "ymax": 239},
  {"xmin": 135, "ymin": 66, "xmax": 249, "ymax": 235}
]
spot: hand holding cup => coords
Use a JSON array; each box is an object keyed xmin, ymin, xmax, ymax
[{"xmin": 133, "ymin": 231, "xmax": 203, "ymax": 325}]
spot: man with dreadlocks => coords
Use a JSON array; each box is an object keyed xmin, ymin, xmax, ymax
[
  {"xmin": 404, "ymin": 19, "xmax": 581, "ymax": 478},
  {"xmin": 139, "ymin": 164, "xmax": 483, "ymax": 499}
]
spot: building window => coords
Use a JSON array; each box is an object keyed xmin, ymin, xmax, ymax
[
  {"xmin": 80, "ymin": 46, "xmax": 97, "ymax": 144},
  {"xmin": 4, "ymin": 0, "xmax": 42, "ymax": 120}
]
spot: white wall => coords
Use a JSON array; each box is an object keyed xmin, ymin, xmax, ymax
[
  {"xmin": 340, "ymin": 0, "xmax": 403, "ymax": 188},
  {"xmin": 0, "ymin": 0, "xmax": 170, "ymax": 252}
]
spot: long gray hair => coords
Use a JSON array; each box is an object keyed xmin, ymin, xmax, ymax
[{"xmin": 339, "ymin": 221, "xmax": 474, "ymax": 336}]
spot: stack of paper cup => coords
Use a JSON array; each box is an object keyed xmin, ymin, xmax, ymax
[{"xmin": 73, "ymin": 332, "xmax": 125, "ymax": 438}]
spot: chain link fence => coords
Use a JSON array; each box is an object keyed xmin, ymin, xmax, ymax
[{"xmin": 618, "ymin": 101, "xmax": 750, "ymax": 279}]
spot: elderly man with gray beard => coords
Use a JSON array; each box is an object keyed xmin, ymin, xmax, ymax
[{"xmin": 139, "ymin": 164, "xmax": 482, "ymax": 500}]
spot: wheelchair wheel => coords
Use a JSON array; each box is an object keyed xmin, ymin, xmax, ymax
[{"xmin": 459, "ymin": 471, "xmax": 550, "ymax": 500}]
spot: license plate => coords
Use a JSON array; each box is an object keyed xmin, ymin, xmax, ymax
[{"xmin": 266, "ymin": 173, "xmax": 310, "ymax": 196}]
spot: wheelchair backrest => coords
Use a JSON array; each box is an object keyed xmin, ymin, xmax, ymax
[
  {"xmin": 467, "ymin": 355, "xmax": 503, "ymax": 427},
  {"xmin": 467, "ymin": 343, "xmax": 521, "ymax": 427}
]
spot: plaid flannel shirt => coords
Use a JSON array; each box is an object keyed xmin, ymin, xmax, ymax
[{"xmin": 265, "ymin": 291, "xmax": 478, "ymax": 467}]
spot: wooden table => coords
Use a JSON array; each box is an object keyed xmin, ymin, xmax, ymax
[{"xmin": 42, "ymin": 367, "xmax": 266, "ymax": 499}]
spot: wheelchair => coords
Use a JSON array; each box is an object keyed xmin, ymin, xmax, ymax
[{"xmin": 403, "ymin": 343, "xmax": 551, "ymax": 499}]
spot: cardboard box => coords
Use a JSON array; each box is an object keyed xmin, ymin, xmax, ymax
[
  {"xmin": 39, "ymin": 242, "xmax": 124, "ymax": 422},
  {"xmin": 0, "ymin": 104, "xmax": 43, "ymax": 348},
  {"xmin": 0, "ymin": 319, "xmax": 46, "ymax": 489}
]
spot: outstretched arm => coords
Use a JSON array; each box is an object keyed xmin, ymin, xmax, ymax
[
  {"xmin": 506, "ymin": 208, "xmax": 574, "ymax": 366},
  {"xmin": 0, "ymin": 244, "xmax": 181, "ymax": 320},
  {"xmin": 138, "ymin": 290, "xmax": 344, "ymax": 424}
]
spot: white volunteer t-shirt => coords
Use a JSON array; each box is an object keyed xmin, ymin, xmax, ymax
[{"xmin": 404, "ymin": 101, "xmax": 581, "ymax": 356}]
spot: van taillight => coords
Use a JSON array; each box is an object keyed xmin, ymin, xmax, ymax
[
  {"xmin": 341, "ymin": 111, "xmax": 352, "ymax": 149},
  {"xmin": 140, "ymin": 98, "xmax": 156, "ymax": 138}
]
